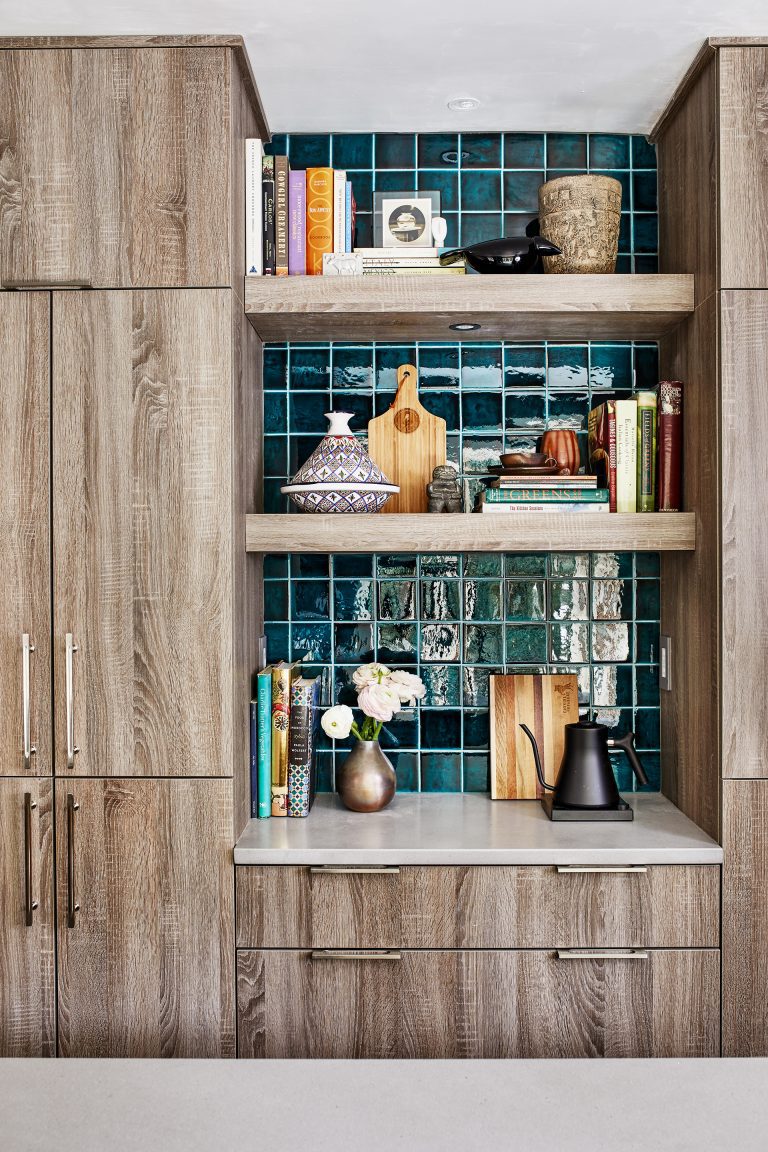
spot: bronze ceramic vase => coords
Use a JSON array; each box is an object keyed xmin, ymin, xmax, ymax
[{"xmin": 337, "ymin": 741, "xmax": 396, "ymax": 813}]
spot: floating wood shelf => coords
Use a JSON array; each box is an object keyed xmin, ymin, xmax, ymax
[
  {"xmin": 243, "ymin": 274, "xmax": 694, "ymax": 342},
  {"xmin": 245, "ymin": 513, "xmax": 696, "ymax": 553}
]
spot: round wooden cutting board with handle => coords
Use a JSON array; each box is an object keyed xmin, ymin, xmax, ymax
[{"xmin": 367, "ymin": 363, "xmax": 447, "ymax": 513}]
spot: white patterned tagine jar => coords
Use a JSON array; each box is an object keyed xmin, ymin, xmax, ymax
[{"xmin": 282, "ymin": 411, "xmax": 399, "ymax": 514}]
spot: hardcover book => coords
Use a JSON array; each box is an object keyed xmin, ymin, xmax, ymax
[
  {"xmin": 270, "ymin": 661, "xmax": 300, "ymax": 816},
  {"xmin": 333, "ymin": 169, "xmax": 347, "ymax": 254},
  {"xmin": 615, "ymin": 399, "xmax": 638, "ymax": 514},
  {"xmin": 636, "ymin": 390, "xmax": 657, "ymax": 513},
  {"xmin": 262, "ymin": 156, "xmax": 276, "ymax": 276},
  {"xmin": 345, "ymin": 180, "xmax": 353, "ymax": 253},
  {"xmin": 306, "ymin": 167, "xmax": 334, "ymax": 275},
  {"xmin": 588, "ymin": 399, "xmax": 617, "ymax": 511},
  {"xmin": 483, "ymin": 487, "xmax": 609, "ymax": 503},
  {"xmin": 274, "ymin": 156, "xmax": 290, "ymax": 276},
  {"xmin": 256, "ymin": 666, "xmax": 273, "ymax": 819},
  {"xmin": 288, "ymin": 170, "xmax": 306, "ymax": 275},
  {"xmin": 479, "ymin": 501, "xmax": 609, "ymax": 513},
  {"xmin": 657, "ymin": 380, "xmax": 683, "ymax": 511},
  {"xmin": 245, "ymin": 138, "xmax": 263, "ymax": 276},
  {"xmin": 249, "ymin": 698, "xmax": 259, "ymax": 819},
  {"xmin": 287, "ymin": 677, "xmax": 321, "ymax": 818}
]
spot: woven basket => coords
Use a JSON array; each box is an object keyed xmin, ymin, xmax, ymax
[{"xmin": 538, "ymin": 175, "xmax": 622, "ymax": 274}]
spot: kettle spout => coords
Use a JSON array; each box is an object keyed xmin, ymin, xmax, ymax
[
  {"xmin": 532, "ymin": 235, "xmax": 562, "ymax": 256},
  {"xmin": 520, "ymin": 724, "xmax": 556, "ymax": 791}
]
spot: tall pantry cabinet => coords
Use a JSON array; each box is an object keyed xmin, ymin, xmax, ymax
[{"xmin": 0, "ymin": 37, "xmax": 265, "ymax": 1057}]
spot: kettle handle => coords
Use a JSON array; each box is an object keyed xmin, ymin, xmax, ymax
[
  {"xmin": 519, "ymin": 724, "xmax": 556, "ymax": 792},
  {"xmin": 608, "ymin": 731, "xmax": 649, "ymax": 787}
]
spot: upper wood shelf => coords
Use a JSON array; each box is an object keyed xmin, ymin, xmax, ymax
[
  {"xmin": 245, "ymin": 513, "xmax": 696, "ymax": 553},
  {"xmin": 243, "ymin": 274, "xmax": 694, "ymax": 342}
]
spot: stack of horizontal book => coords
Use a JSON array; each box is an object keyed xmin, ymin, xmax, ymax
[
  {"xmin": 250, "ymin": 662, "xmax": 321, "ymax": 820},
  {"xmin": 353, "ymin": 247, "xmax": 465, "ymax": 275},
  {"xmin": 476, "ymin": 474, "xmax": 609, "ymax": 514}
]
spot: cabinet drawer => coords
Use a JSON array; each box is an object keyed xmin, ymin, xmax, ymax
[
  {"xmin": 236, "ymin": 865, "xmax": 719, "ymax": 950},
  {"xmin": 237, "ymin": 947, "xmax": 720, "ymax": 1059}
]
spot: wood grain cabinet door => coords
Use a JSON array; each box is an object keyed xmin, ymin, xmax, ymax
[
  {"xmin": 238, "ymin": 948, "xmax": 720, "ymax": 1059},
  {"xmin": 52, "ymin": 290, "xmax": 233, "ymax": 777},
  {"xmin": 56, "ymin": 778, "xmax": 234, "ymax": 1057},
  {"xmin": 0, "ymin": 48, "xmax": 230, "ymax": 288},
  {"xmin": 0, "ymin": 778, "xmax": 54, "ymax": 1055},
  {"xmin": 0, "ymin": 293, "xmax": 51, "ymax": 777}
]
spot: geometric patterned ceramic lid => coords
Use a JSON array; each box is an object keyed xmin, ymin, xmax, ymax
[{"xmin": 291, "ymin": 412, "xmax": 395, "ymax": 486}]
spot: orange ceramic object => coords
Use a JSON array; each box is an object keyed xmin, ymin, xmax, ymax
[{"xmin": 541, "ymin": 429, "xmax": 581, "ymax": 475}]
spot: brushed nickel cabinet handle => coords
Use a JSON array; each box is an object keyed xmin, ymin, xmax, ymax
[
  {"xmin": 556, "ymin": 949, "xmax": 649, "ymax": 960},
  {"xmin": 22, "ymin": 634, "xmax": 36, "ymax": 771},
  {"xmin": 23, "ymin": 792, "xmax": 38, "ymax": 927},
  {"xmin": 66, "ymin": 794, "xmax": 80, "ymax": 928},
  {"xmin": 310, "ymin": 950, "xmax": 402, "ymax": 962},
  {"xmin": 309, "ymin": 865, "xmax": 400, "ymax": 875},
  {"xmin": 556, "ymin": 865, "xmax": 648, "ymax": 874},
  {"xmin": 65, "ymin": 634, "xmax": 79, "ymax": 769}
]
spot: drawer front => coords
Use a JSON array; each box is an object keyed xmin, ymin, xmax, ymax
[
  {"xmin": 236, "ymin": 865, "xmax": 720, "ymax": 949},
  {"xmin": 237, "ymin": 947, "xmax": 720, "ymax": 1059}
]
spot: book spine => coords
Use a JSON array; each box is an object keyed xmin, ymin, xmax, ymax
[
  {"xmin": 256, "ymin": 670, "xmax": 272, "ymax": 819},
  {"xmin": 262, "ymin": 156, "xmax": 275, "ymax": 276},
  {"xmin": 480, "ymin": 502, "xmax": 609, "ymax": 513},
  {"xmin": 274, "ymin": 156, "xmax": 289, "ymax": 277},
  {"xmin": 657, "ymin": 380, "xmax": 684, "ymax": 511},
  {"xmin": 362, "ymin": 266, "xmax": 466, "ymax": 275},
  {"xmin": 333, "ymin": 170, "xmax": 347, "ymax": 254},
  {"xmin": 270, "ymin": 665, "xmax": 293, "ymax": 817},
  {"xmin": 249, "ymin": 699, "xmax": 259, "ymax": 819},
  {"xmin": 636, "ymin": 390, "xmax": 658, "ymax": 512},
  {"xmin": 306, "ymin": 167, "xmax": 334, "ymax": 275},
  {"xmin": 607, "ymin": 403, "xmax": 617, "ymax": 513},
  {"xmin": 287, "ymin": 680, "xmax": 320, "ymax": 818},
  {"xmin": 288, "ymin": 171, "xmax": 306, "ymax": 275},
  {"xmin": 245, "ymin": 139, "xmax": 263, "ymax": 275},
  {"xmin": 615, "ymin": 399, "xmax": 638, "ymax": 514},
  {"xmin": 484, "ymin": 488, "xmax": 609, "ymax": 502},
  {"xmin": 345, "ymin": 181, "xmax": 352, "ymax": 253},
  {"xmin": 587, "ymin": 400, "xmax": 617, "ymax": 512}
]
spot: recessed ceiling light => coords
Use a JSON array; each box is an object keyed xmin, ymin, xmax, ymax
[
  {"xmin": 447, "ymin": 96, "xmax": 481, "ymax": 112},
  {"xmin": 449, "ymin": 322, "xmax": 481, "ymax": 331}
]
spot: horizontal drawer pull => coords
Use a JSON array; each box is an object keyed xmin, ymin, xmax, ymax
[
  {"xmin": 556, "ymin": 949, "xmax": 649, "ymax": 961},
  {"xmin": 556, "ymin": 865, "xmax": 648, "ymax": 874},
  {"xmin": 309, "ymin": 865, "xmax": 400, "ymax": 875},
  {"xmin": 310, "ymin": 950, "xmax": 402, "ymax": 962}
]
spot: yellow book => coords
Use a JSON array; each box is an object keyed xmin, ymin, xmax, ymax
[
  {"xmin": 306, "ymin": 167, "xmax": 334, "ymax": 275},
  {"xmin": 270, "ymin": 661, "xmax": 300, "ymax": 816}
]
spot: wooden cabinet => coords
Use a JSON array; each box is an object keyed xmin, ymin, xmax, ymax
[
  {"xmin": 0, "ymin": 778, "xmax": 54, "ymax": 1055},
  {"xmin": 0, "ymin": 47, "xmax": 231, "ymax": 289},
  {"xmin": 0, "ymin": 294, "xmax": 51, "ymax": 777},
  {"xmin": 237, "ymin": 947, "xmax": 719, "ymax": 1059},
  {"xmin": 52, "ymin": 290, "xmax": 234, "ymax": 778},
  {"xmin": 719, "ymin": 48, "xmax": 768, "ymax": 288},
  {"xmin": 236, "ymin": 864, "xmax": 719, "ymax": 950},
  {"xmin": 56, "ymin": 778, "xmax": 234, "ymax": 1057}
]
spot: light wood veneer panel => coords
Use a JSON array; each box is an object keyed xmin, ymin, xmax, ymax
[
  {"xmin": 238, "ymin": 947, "xmax": 720, "ymax": 1059},
  {"xmin": 236, "ymin": 865, "xmax": 719, "ymax": 949},
  {"xmin": 720, "ymin": 48, "xmax": 768, "ymax": 289}
]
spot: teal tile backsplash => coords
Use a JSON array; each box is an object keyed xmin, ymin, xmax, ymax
[{"xmin": 262, "ymin": 131, "xmax": 660, "ymax": 795}]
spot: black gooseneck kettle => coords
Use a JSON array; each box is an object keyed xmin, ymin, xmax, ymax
[{"xmin": 520, "ymin": 720, "xmax": 648, "ymax": 810}]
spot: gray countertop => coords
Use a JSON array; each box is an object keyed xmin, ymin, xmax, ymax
[
  {"xmin": 1, "ymin": 1058, "xmax": 764, "ymax": 1152},
  {"xmin": 234, "ymin": 792, "xmax": 722, "ymax": 865}
]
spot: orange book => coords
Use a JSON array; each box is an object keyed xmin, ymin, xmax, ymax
[{"xmin": 306, "ymin": 167, "xmax": 334, "ymax": 275}]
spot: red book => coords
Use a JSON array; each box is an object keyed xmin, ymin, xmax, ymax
[
  {"xmin": 657, "ymin": 380, "xmax": 683, "ymax": 511},
  {"xmin": 588, "ymin": 400, "xmax": 617, "ymax": 512}
]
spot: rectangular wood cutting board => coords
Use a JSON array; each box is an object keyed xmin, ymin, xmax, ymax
[{"xmin": 490, "ymin": 674, "xmax": 580, "ymax": 799}]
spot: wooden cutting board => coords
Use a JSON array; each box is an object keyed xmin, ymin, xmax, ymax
[
  {"xmin": 490, "ymin": 674, "xmax": 580, "ymax": 799},
  {"xmin": 367, "ymin": 363, "xmax": 446, "ymax": 514}
]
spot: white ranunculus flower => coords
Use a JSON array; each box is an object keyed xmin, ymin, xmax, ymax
[
  {"xmin": 320, "ymin": 704, "xmax": 355, "ymax": 740},
  {"xmin": 352, "ymin": 662, "xmax": 391, "ymax": 690},
  {"xmin": 388, "ymin": 669, "xmax": 426, "ymax": 705}
]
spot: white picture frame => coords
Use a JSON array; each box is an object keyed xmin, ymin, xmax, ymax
[{"xmin": 373, "ymin": 191, "xmax": 440, "ymax": 248}]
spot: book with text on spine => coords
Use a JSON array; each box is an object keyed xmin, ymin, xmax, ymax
[
  {"xmin": 274, "ymin": 156, "xmax": 289, "ymax": 276},
  {"xmin": 262, "ymin": 155, "xmax": 275, "ymax": 275},
  {"xmin": 615, "ymin": 399, "xmax": 638, "ymax": 514},
  {"xmin": 333, "ymin": 169, "xmax": 347, "ymax": 254},
  {"xmin": 657, "ymin": 380, "xmax": 683, "ymax": 511},
  {"xmin": 478, "ymin": 501, "xmax": 609, "ymax": 514},
  {"xmin": 483, "ymin": 487, "xmax": 610, "ymax": 503},
  {"xmin": 245, "ymin": 138, "xmax": 263, "ymax": 275},
  {"xmin": 287, "ymin": 677, "xmax": 321, "ymax": 818},
  {"xmin": 288, "ymin": 170, "xmax": 306, "ymax": 275},
  {"xmin": 256, "ymin": 666, "xmax": 273, "ymax": 819},
  {"xmin": 588, "ymin": 399, "xmax": 617, "ymax": 511},
  {"xmin": 270, "ymin": 661, "xmax": 300, "ymax": 817},
  {"xmin": 306, "ymin": 168, "xmax": 334, "ymax": 275},
  {"xmin": 636, "ymin": 390, "xmax": 657, "ymax": 512}
]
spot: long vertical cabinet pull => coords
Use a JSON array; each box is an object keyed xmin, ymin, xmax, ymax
[
  {"xmin": 22, "ymin": 634, "xmax": 36, "ymax": 770},
  {"xmin": 66, "ymin": 794, "xmax": 80, "ymax": 927},
  {"xmin": 23, "ymin": 793, "xmax": 38, "ymax": 927},
  {"xmin": 65, "ymin": 633, "xmax": 79, "ymax": 769}
]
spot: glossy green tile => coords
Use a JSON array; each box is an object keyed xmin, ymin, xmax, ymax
[
  {"xmin": 421, "ymin": 623, "xmax": 461, "ymax": 662},
  {"xmin": 465, "ymin": 553, "xmax": 503, "ymax": 578},
  {"xmin": 377, "ymin": 555, "xmax": 417, "ymax": 578},
  {"xmin": 460, "ymin": 213, "xmax": 503, "ymax": 246},
  {"xmin": 550, "ymin": 554, "xmax": 590, "ymax": 578},
  {"xmin": 421, "ymin": 712, "xmax": 462, "ymax": 750},
  {"xmin": 292, "ymin": 623, "xmax": 331, "ymax": 662},
  {"xmin": 418, "ymin": 133, "xmax": 458, "ymax": 168},
  {"xmin": 263, "ymin": 554, "xmax": 288, "ymax": 580},
  {"xmin": 589, "ymin": 134, "xmax": 629, "ymax": 169},
  {"xmin": 547, "ymin": 133, "xmax": 587, "ymax": 169},
  {"xmin": 421, "ymin": 554, "xmax": 461, "ymax": 578},
  {"xmin": 421, "ymin": 752, "xmax": 462, "ymax": 790},
  {"xmin": 463, "ymin": 752, "xmax": 490, "ymax": 791},
  {"xmin": 548, "ymin": 390, "xmax": 590, "ymax": 430},
  {"xmin": 263, "ymin": 347, "xmax": 288, "ymax": 390},
  {"xmin": 463, "ymin": 709, "xmax": 490, "ymax": 749},
  {"xmin": 505, "ymin": 555, "xmax": 548, "ymax": 578},
  {"xmin": 506, "ymin": 390, "xmax": 547, "ymax": 430},
  {"xmin": 418, "ymin": 346, "xmax": 460, "ymax": 389},
  {"xmin": 464, "ymin": 580, "xmax": 503, "ymax": 621},
  {"xmin": 464, "ymin": 666, "xmax": 497, "ymax": 708},
  {"xmin": 504, "ymin": 132, "xmax": 545, "ymax": 168},
  {"xmin": 332, "ymin": 133, "xmax": 373, "ymax": 169},
  {"xmin": 287, "ymin": 134, "xmax": 331, "ymax": 168},
  {"xmin": 507, "ymin": 580, "xmax": 546, "ymax": 622},
  {"xmin": 592, "ymin": 580, "xmax": 631, "ymax": 621},
  {"xmin": 504, "ymin": 346, "xmax": 546, "ymax": 388},
  {"xmin": 506, "ymin": 624, "xmax": 548, "ymax": 663},
  {"xmin": 334, "ymin": 624, "xmax": 374, "ymax": 662},
  {"xmin": 377, "ymin": 624, "xmax": 418, "ymax": 663},
  {"xmin": 263, "ymin": 436, "xmax": 287, "ymax": 477},
  {"xmin": 590, "ymin": 345, "xmax": 632, "ymax": 390},
  {"xmin": 465, "ymin": 623, "xmax": 503, "ymax": 664},
  {"xmin": 418, "ymin": 168, "xmax": 458, "ymax": 211},
  {"xmin": 547, "ymin": 345, "xmax": 589, "ymax": 388},
  {"xmin": 263, "ymin": 580, "xmax": 288, "ymax": 620},
  {"xmin": 461, "ymin": 133, "xmax": 502, "ymax": 168},
  {"xmin": 379, "ymin": 581, "xmax": 416, "ymax": 620},
  {"xmin": 462, "ymin": 391, "xmax": 503, "ymax": 433},
  {"xmin": 332, "ymin": 347, "xmax": 373, "ymax": 390},
  {"xmin": 334, "ymin": 580, "xmax": 374, "ymax": 621},
  {"xmin": 461, "ymin": 170, "xmax": 501, "ymax": 211},
  {"xmin": 635, "ymin": 623, "xmax": 660, "ymax": 664},
  {"xmin": 632, "ymin": 135, "xmax": 656, "ymax": 168},
  {"xmin": 550, "ymin": 622, "xmax": 589, "ymax": 663},
  {"xmin": 636, "ymin": 580, "xmax": 661, "ymax": 620},
  {"xmin": 591, "ymin": 622, "xmax": 632, "ymax": 662},
  {"xmin": 334, "ymin": 554, "xmax": 373, "ymax": 579},
  {"xmin": 392, "ymin": 751, "xmax": 419, "ymax": 791},
  {"xmin": 292, "ymin": 555, "xmax": 330, "ymax": 579},
  {"xmin": 503, "ymin": 170, "xmax": 543, "ymax": 212},
  {"xmin": 376, "ymin": 133, "xmax": 416, "ymax": 168},
  {"xmin": 422, "ymin": 580, "xmax": 461, "ymax": 620},
  {"xmin": 635, "ymin": 708, "xmax": 661, "ymax": 750},
  {"xmin": 592, "ymin": 663, "xmax": 633, "ymax": 708},
  {"xmin": 421, "ymin": 664, "xmax": 461, "ymax": 706}
]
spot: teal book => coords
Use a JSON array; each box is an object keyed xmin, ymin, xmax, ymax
[
  {"xmin": 484, "ymin": 487, "xmax": 610, "ymax": 503},
  {"xmin": 256, "ymin": 667, "xmax": 273, "ymax": 819}
]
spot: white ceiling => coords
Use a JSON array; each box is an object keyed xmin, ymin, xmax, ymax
[{"xmin": 2, "ymin": 0, "xmax": 767, "ymax": 133}]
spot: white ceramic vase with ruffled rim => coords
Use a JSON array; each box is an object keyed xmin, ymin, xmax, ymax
[{"xmin": 282, "ymin": 411, "xmax": 399, "ymax": 513}]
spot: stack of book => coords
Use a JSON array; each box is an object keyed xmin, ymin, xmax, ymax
[
  {"xmin": 246, "ymin": 139, "xmax": 356, "ymax": 276},
  {"xmin": 588, "ymin": 383, "xmax": 683, "ymax": 512},
  {"xmin": 250, "ymin": 661, "xmax": 321, "ymax": 819},
  {"xmin": 353, "ymin": 247, "xmax": 465, "ymax": 276},
  {"xmin": 476, "ymin": 473, "xmax": 609, "ymax": 514}
]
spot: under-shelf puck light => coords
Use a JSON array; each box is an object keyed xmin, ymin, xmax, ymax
[{"xmin": 449, "ymin": 322, "xmax": 481, "ymax": 331}]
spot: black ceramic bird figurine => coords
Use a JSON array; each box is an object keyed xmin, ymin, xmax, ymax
[{"xmin": 440, "ymin": 235, "xmax": 561, "ymax": 274}]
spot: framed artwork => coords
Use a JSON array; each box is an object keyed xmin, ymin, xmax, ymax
[{"xmin": 373, "ymin": 191, "xmax": 441, "ymax": 248}]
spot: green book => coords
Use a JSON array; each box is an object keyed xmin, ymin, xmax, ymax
[
  {"xmin": 636, "ymin": 390, "xmax": 658, "ymax": 513},
  {"xmin": 484, "ymin": 487, "xmax": 610, "ymax": 503},
  {"xmin": 256, "ymin": 667, "xmax": 273, "ymax": 819}
]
